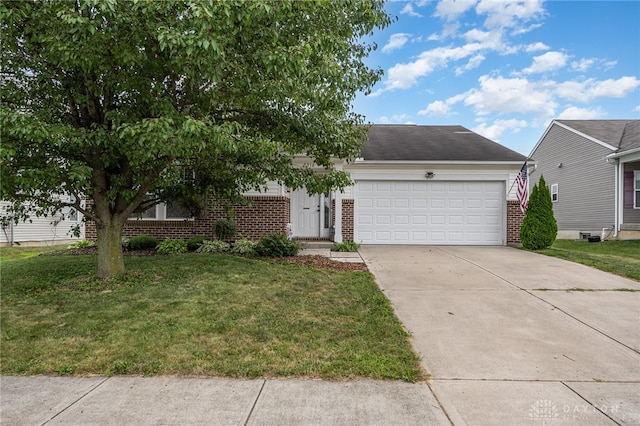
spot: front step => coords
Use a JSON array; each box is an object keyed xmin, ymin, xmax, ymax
[{"xmin": 297, "ymin": 240, "xmax": 334, "ymax": 249}]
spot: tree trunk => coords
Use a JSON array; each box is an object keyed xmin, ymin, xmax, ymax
[{"xmin": 96, "ymin": 218, "xmax": 125, "ymax": 279}]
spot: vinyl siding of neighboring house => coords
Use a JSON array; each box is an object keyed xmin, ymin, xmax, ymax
[
  {"xmin": 530, "ymin": 124, "xmax": 616, "ymax": 234},
  {"xmin": 623, "ymin": 161, "xmax": 640, "ymax": 224},
  {"xmin": 0, "ymin": 200, "xmax": 85, "ymax": 246}
]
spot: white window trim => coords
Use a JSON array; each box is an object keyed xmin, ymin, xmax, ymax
[
  {"xmin": 551, "ymin": 183, "xmax": 559, "ymax": 203},
  {"xmin": 129, "ymin": 201, "xmax": 193, "ymax": 221}
]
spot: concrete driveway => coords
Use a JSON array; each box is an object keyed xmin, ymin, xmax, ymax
[{"xmin": 360, "ymin": 246, "xmax": 640, "ymax": 425}]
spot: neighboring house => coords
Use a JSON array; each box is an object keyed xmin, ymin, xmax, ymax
[
  {"xmin": 529, "ymin": 119, "xmax": 640, "ymax": 240},
  {"xmin": 86, "ymin": 124, "xmax": 528, "ymax": 246},
  {"xmin": 0, "ymin": 197, "xmax": 85, "ymax": 247}
]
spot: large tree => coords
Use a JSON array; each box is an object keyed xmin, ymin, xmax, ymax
[{"xmin": 0, "ymin": 0, "xmax": 390, "ymax": 278}]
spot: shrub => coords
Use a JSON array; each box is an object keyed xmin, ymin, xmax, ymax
[
  {"xmin": 67, "ymin": 240, "xmax": 95, "ymax": 249},
  {"xmin": 186, "ymin": 235, "xmax": 208, "ymax": 251},
  {"xmin": 231, "ymin": 237, "xmax": 257, "ymax": 256},
  {"xmin": 520, "ymin": 175, "xmax": 558, "ymax": 250},
  {"xmin": 333, "ymin": 240, "xmax": 360, "ymax": 252},
  {"xmin": 256, "ymin": 233, "xmax": 301, "ymax": 257},
  {"xmin": 157, "ymin": 239, "xmax": 188, "ymax": 255},
  {"xmin": 214, "ymin": 219, "xmax": 237, "ymax": 241},
  {"xmin": 128, "ymin": 235, "xmax": 159, "ymax": 250},
  {"xmin": 195, "ymin": 240, "xmax": 230, "ymax": 253}
]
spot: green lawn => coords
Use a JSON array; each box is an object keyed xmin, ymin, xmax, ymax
[
  {"xmin": 537, "ymin": 240, "xmax": 640, "ymax": 281},
  {"xmin": 0, "ymin": 251, "xmax": 423, "ymax": 381},
  {"xmin": 0, "ymin": 244, "xmax": 68, "ymax": 262}
]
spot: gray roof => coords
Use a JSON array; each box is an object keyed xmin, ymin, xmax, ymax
[
  {"xmin": 619, "ymin": 121, "xmax": 640, "ymax": 152},
  {"xmin": 556, "ymin": 120, "xmax": 640, "ymax": 152},
  {"xmin": 361, "ymin": 125, "xmax": 527, "ymax": 162}
]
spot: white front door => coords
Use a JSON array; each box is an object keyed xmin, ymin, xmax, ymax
[{"xmin": 292, "ymin": 189, "xmax": 321, "ymax": 238}]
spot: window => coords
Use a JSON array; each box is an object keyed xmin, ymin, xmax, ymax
[
  {"xmin": 130, "ymin": 198, "xmax": 192, "ymax": 220},
  {"xmin": 67, "ymin": 195, "xmax": 78, "ymax": 221},
  {"xmin": 551, "ymin": 184, "xmax": 558, "ymax": 202}
]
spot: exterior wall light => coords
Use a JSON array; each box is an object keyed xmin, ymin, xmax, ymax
[{"xmin": 425, "ymin": 171, "xmax": 435, "ymax": 178}]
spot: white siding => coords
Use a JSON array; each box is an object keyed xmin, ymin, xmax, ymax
[{"xmin": 1, "ymin": 201, "xmax": 85, "ymax": 246}]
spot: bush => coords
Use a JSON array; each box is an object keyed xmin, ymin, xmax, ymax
[
  {"xmin": 520, "ymin": 175, "xmax": 558, "ymax": 250},
  {"xmin": 186, "ymin": 235, "xmax": 208, "ymax": 251},
  {"xmin": 333, "ymin": 240, "xmax": 360, "ymax": 252},
  {"xmin": 195, "ymin": 240, "xmax": 230, "ymax": 253},
  {"xmin": 128, "ymin": 235, "xmax": 159, "ymax": 250},
  {"xmin": 157, "ymin": 239, "xmax": 188, "ymax": 255},
  {"xmin": 214, "ymin": 219, "xmax": 237, "ymax": 241},
  {"xmin": 231, "ymin": 237, "xmax": 258, "ymax": 256},
  {"xmin": 67, "ymin": 240, "xmax": 95, "ymax": 249},
  {"xmin": 256, "ymin": 233, "xmax": 301, "ymax": 257}
]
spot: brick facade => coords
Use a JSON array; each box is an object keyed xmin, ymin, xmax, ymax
[
  {"xmin": 341, "ymin": 199, "xmax": 354, "ymax": 241},
  {"xmin": 506, "ymin": 200, "xmax": 524, "ymax": 245},
  {"xmin": 86, "ymin": 196, "xmax": 517, "ymax": 245},
  {"xmin": 85, "ymin": 196, "xmax": 290, "ymax": 242}
]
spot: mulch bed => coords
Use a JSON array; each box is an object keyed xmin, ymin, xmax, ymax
[{"xmin": 44, "ymin": 248, "xmax": 368, "ymax": 272}]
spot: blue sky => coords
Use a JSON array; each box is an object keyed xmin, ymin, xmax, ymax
[{"xmin": 353, "ymin": 0, "xmax": 640, "ymax": 155}]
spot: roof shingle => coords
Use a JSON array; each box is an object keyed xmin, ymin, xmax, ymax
[{"xmin": 361, "ymin": 125, "xmax": 527, "ymax": 162}]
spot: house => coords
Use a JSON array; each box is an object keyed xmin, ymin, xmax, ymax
[
  {"xmin": 528, "ymin": 119, "xmax": 640, "ymax": 240},
  {"xmin": 0, "ymin": 197, "xmax": 85, "ymax": 247},
  {"xmin": 86, "ymin": 124, "xmax": 529, "ymax": 246}
]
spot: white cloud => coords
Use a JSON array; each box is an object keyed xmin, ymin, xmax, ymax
[
  {"xmin": 476, "ymin": 0, "xmax": 545, "ymax": 30},
  {"xmin": 460, "ymin": 75, "xmax": 557, "ymax": 118},
  {"xmin": 382, "ymin": 33, "xmax": 411, "ymax": 53},
  {"xmin": 434, "ymin": 0, "xmax": 477, "ymax": 21},
  {"xmin": 557, "ymin": 106, "xmax": 605, "ymax": 119},
  {"xmin": 473, "ymin": 118, "xmax": 528, "ymax": 141},
  {"xmin": 455, "ymin": 54, "xmax": 485, "ymax": 75},
  {"xmin": 634, "ymin": 105, "xmax": 640, "ymax": 113},
  {"xmin": 523, "ymin": 51, "xmax": 568, "ymax": 74},
  {"xmin": 418, "ymin": 100, "xmax": 453, "ymax": 116},
  {"xmin": 377, "ymin": 114, "xmax": 413, "ymax": 123},
  {"xmin": 525, "ymin": 42, "xmax": 549, "ymax": 52},
  {"xmin": 555, "ymin": 76, "xmax": 640, "ymax": 102},
  {"xmin": 571, "ymin": 58, "xmax": 595, "ymax": 72},
  {"xmin": 400, "ymin": 3, "xmax": 422, "ymax": 17}
]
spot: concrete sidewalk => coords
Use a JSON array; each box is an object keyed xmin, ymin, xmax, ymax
[
  {"xmin": 1, "ymin": 376, "xmax": 449, "ymax": 425},
  {"xmin": 360, "ymin": 245, "xmax": 640, "ymax": 425}
]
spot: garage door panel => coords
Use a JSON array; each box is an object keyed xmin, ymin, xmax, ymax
[{"xmin": 355, "ymin": 180, "xmax": 504, "ymax": 245}]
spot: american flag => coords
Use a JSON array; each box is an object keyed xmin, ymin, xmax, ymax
[{"xmin": 516, "ymin": 162, "xmax": 528, "ymax": 213}]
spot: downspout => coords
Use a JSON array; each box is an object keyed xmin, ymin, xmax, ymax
[
  {"xmin": 614, "ymin": 161, "xmax": 619, "ymax": 238},
  {"xmin": 608, "ymin": 158, "xmax": 620, "ymax": 238}
]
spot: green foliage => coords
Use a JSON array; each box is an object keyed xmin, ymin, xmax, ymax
[
  {"xmin": 195, "ymin": 240, "xmax": 230, "ymax": 253},
  {"xmin": 121, "ymin": 237, "xmax": 131, "ymax": 249},
  {"xmin": 0, "ymin": 0, "xmax": 390, "ymax": 279},
  {"xmin": 156, "ymin": 239, "xmax": 188, "ymax": 255},
  {"xmin": 256, "ymin": 233, "xmax": 301, "ymax": 257},
  {"xmin": 520, "ymin": 175, "xmax": 558, "ymax": 250},
  {"xmin": 186, "ymin": 235, "xmax": 208, "ymax": 251},
  {"xmin": 231, "ymin": 237, "xmax": 258, "ymax": 256},
  {"xmin": 333, "ymin": 240, "xmax": 360, "ymax": 252},
  {"xmin": 214, "ymin": 219, "xmax": 237, "ymax": 241},
  {"xmin": 67, "ymin": 240, "xmax": 95, "ymax": 249},
  {"xmin": 128, "ymin": 235, "xmax": 159, "ymax": 251}
]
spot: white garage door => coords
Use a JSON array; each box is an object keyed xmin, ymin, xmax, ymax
[{"xmin": 355, "ymin": 181, "xmax": 504, "ymax": 245}]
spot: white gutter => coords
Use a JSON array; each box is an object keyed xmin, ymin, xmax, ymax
[
  {"xmin": 606, "ymin": 146, "xmax": 640, "ymax": 159},
  {"xmin": 351, "ymin": 160, "xmax": 530, "ymax": 166}
]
